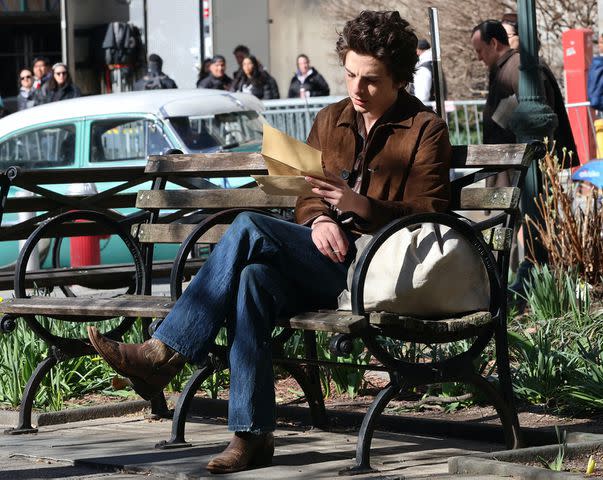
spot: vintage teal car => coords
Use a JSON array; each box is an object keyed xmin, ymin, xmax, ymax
[{"xmin": 0, "ymin": 89, "xmax": 265, "ymax": 270}]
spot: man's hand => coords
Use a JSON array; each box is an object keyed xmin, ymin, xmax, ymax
[
  {"xmin": 311, "ymin": 215, "xmax": 348, "ymax": 263},
  {"xmin": 305, "ymin": 171, "xmax": 369, "ymax": 215}
]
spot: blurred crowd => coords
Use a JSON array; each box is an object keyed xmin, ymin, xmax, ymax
[{"xmin": 0, "ymin": 43, "xmax": 331, "ymax": 118}]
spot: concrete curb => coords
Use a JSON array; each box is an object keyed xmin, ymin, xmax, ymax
[
  {"xmin": 0, "ymin": 399, "xmax": 150, "ymax": 427},
  {"xmin": 449, "ymin": 440, "xmax": 603, "ymax": 479}
]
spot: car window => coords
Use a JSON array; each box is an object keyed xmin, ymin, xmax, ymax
[
  {"xmin": 0, "ymin": 124, "xmax": 76, "ymax": 169},
  {"xmin": 90, "ymin": 118, "xmax": 171, "ymax": 163},
  {"xmin": 170, "ymin": 111, "xmax": 263, "ymax": 152}
]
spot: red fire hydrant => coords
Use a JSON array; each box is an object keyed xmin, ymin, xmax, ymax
[{"xmin": 68, "ymin": 183, "xmax": 102, "ymax": 267}]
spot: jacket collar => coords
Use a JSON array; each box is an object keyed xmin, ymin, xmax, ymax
[
  {"xmin": 495, "ymin": 48, "xmax": 516, "ymax": 70},
  {"xmin": 335, "ymin": 89, "xmax": 422, "ymax": 129}
]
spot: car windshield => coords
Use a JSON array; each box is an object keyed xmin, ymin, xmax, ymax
[{"xmin": 168, "ymin": 111, "xmax": 263, "ymax": 152}]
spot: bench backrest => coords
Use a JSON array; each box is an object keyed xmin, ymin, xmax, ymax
[
  {"xmin": 133, "ymin": 144, "xmax": 535, "ymax": 258},
  {"xmin": 0, "ymin": 166, "xmax": 151, "ymax": 242}
]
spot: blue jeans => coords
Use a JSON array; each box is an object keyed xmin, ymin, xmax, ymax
[{"xmin": 154, "ymin": 212, "xmax": 355, "ymax": 433}]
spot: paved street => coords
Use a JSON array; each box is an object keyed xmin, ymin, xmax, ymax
[{"xmin": 0, "ymin": 414, "xmax": 504, "ymax": 479}]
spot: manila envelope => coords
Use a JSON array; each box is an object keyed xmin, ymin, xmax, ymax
[{"xmin": 254, "ymin": 124, "xmax": 324, "ymax": 196}]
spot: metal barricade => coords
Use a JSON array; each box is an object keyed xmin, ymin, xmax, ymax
[{"xmin": 262, "ymin": 97, "xmax": 486, "ymax": 145}]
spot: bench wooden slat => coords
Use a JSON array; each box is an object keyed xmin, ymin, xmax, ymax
[
  {"xmin": 134, "ymin": 223, "xmax": 229, "ymax": 244},
  {"xmin": 450, "ymin": 144, "xmax": 531, "ymax": 168},
  {"xmin": 0, "ymin": 295, "xmax": 174, "ymax": 318},
  {"xmin": 0, "ymin": 220, "xmax": 146, "ymax": 242},
  {"xmin": 455, "ymin": 187, "xmax": 520, "ymax": 210},
  {"xmin": 277, "ymin": 311, "xmax": 368, "ymax": 334},
  {"xmin": 4, "ymin": 166, "xmax": 147, "ymax": 184},
  {"xmin": 145, "ymin": 153, "xmax": 268, "ymax": 176},
  {"xmin": 4, "ymin": 193, "xmax": 139, "ymax": 213},
  {"xmin": 369, "ymin": 310, "xmax": 493, "ymax": 343},
  {"xmin": 0, "ymin": 259, "xmax": 204, "ymax": 290},
  {"xmin": 482, "ymin": 227, "xmax": 513, "ymax": 252},
  {"xmin": 136, "ymin": 189, "xmax": 296, "ymax": 209},
  {"xmin": 146, "ymin": 145, "xmax": 533, "ymax": 176}
]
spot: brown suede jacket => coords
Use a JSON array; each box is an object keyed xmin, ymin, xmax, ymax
[{"xmin": 294, "ymin": 90, "xmax": 452, "ymax": 233}]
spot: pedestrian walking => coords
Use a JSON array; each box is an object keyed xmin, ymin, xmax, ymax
[
  {"xmin": 287, "ymin": 54, "xmax": 330, "ymax": 98},
  {"xmin": 471, "ymin": 19, "xmax": 579, "ymax": 302},
  {"xmin": 134, "ymin": 54, "xmax": 177, "ymax": 90}
]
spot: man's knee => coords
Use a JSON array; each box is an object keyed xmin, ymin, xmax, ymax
[
  {"xmin": 239, "ymin": 263, "xmax": 273, "ymax": 290},
  {"xmin": 230, "ymin": 211, "xmax": 267, "ymax": 235}
]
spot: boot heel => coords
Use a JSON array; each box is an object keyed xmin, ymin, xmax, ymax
[
  {"xmin": 252, "ymin": 448, "xmax": 274, "ymax": 468},
  {"xmin": 251, "ymin": 438, "xmax": 275, "ymax": 467}
]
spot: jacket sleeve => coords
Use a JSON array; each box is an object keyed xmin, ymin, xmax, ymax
[
  {"xmin": 358, "ymin": 119, "xmax": 451, "ymax": 232},
  {"xmin": 311, "ymin": 73, "xmax": 330, "ymax": 97},
  {"xmin": 288, "ymin": 77, "xmax": 299, "ymax": 98},
  {"xmin": 294, "ymin": 110, "xmax": 333, "ymax": 225},
  {"xmin": 266, "ymin": 75, "xmax": 280, "ymax": 99}
]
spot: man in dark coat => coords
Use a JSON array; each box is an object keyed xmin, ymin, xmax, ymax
[
  {"xmin": 471, "ymin": 20, "xmax": 578, "ymax": 164},
  {"xmin": 134, "ymin": 54, "xmax": 177, "ymax": 91},
  {"xmin": 197, "ymin": 55, "xmax": 232, "ymax": 90},
  {"xmin": 287, "ymin": 54, "xmax": 330, "ymax": 98},
  {"xmin": 471, "ymin": 20, "xmax": 580, "ymax": 300}
]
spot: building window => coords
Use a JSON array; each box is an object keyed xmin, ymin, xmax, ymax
[{"xmin": 0, "ymin": 0, "xmax": 60, "ymax": 12}]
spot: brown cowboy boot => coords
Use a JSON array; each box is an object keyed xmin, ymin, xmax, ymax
[
  {"xmin": 87, "ymin": 326, "xmax": 186, "ymax": 400},
  {"xmin": 206, "ymin": 432, "xmax": 274, "ymax": 474}
]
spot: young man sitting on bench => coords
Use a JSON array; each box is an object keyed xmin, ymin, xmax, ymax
[{"xmin": 87, "ymin": 10, "xmax": 452, "ymax": 474}]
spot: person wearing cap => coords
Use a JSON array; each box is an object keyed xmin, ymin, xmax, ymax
[
  {"xmin": 134, "ymin": 54, "xmax": 177, "ymax": 91},
  {"xmin": 410, "ymin": 39, "xmax": 433, "ymax": 103},
  {"xmin": 197, "ymin": 55, "xmax": 232, "ymax": 90},
  {"xmin": 34, "ymin": 63, "xmax": 81, "ymax": 105}
]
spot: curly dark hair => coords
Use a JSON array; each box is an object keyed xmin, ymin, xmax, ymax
[{"xmin": 335, "ymin": 10, "xmax": 418, "ymax": 84}]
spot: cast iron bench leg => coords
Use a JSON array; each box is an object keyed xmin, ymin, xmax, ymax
[
  {"xmin": 4, "ymin": 356, "xmax": 57, "ymax": 435},
  {"xmin": 340, "ymin": 381, "xmax": 402, "ymax": 475},
  {"xmin": 156, "ymin": 358, "xmax": 217, "ymax": 449}
]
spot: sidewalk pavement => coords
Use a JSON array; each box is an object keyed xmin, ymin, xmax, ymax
[{"xmin": 0, "ymin": 414, "xmax": 504, "ymax": 480}]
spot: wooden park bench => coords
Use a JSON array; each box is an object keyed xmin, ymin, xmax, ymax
[{"xmin": 0, "ymin": 142, "xmax": 538, "ymax": 474}]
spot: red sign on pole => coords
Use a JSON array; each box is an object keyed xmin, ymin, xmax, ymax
[{"xmin": 562, "ymin": 29, "xmax": 595, "ymax": 165}]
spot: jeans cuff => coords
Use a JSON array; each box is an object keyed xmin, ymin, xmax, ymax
[{"xmin": 228, "ymin": 424, "xmax": 275, "ymax": 434}]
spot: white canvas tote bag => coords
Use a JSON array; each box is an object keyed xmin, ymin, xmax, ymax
[{"xmin": 337, "ymin": 223, "xmax": 490, "ymax": 317}]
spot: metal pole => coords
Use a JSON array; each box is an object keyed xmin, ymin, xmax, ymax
[
  {"xmin": 60, "ymin": 0, "xmax": 68, "ymax": 64},
  {"xmin": 509, "ymin": 0, "xmax": 558, "ymax": 142},
  {"xmin": 428, "ymin": 7, "xmax": 446, "ymax": 122},
  {"xmin": 599, "ymin": 0, "xmax": 603, "ymax": 39}
]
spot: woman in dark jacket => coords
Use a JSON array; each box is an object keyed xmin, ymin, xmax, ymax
[
  {"xmin": 17, "ymin": 68, "xmax": 35, "ymax": 111},
  {"xmin": 230, "ymin": 55, "xmax": 279, "ymax": 100},
  {"xmin": 34, "ymin": 63, "xmax": 81, "ymax": 105},
  {"xmin": 287, "ymin": 54, "xmax": 330, "ymax": 98}
]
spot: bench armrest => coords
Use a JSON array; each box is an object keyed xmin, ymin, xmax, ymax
[{"xmin": 349, "ymin": 212, "xmax": 503, "ymax": 318}]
